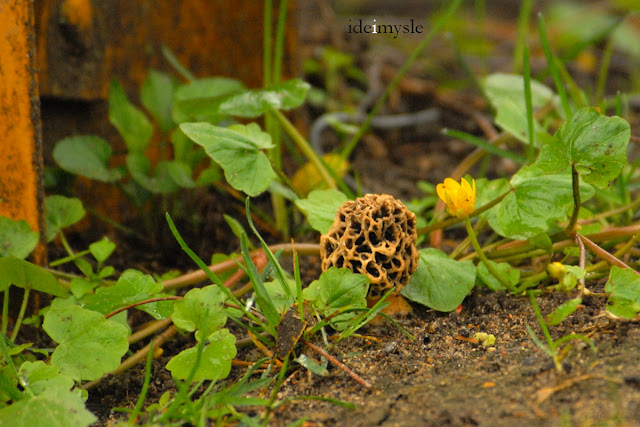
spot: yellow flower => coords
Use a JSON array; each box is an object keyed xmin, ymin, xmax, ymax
[{"xmin": 436, "ymin": 177, "xmax": 476, "ymax": 218}]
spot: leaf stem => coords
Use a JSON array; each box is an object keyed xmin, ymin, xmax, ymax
[
  {"xmin": 2, "ymin": 290, "xmax": 8, "ymax": 335},
  {"xmin": 273, "ymin": 110, "xmax": 336, "ymax": 189},
  {"xmin": 464, "ymin": 216, "xmax": 517, "ymax": 292},
  {"xmin": 10, "ymin": 288, "xmax": 30, "ymax": 343},
  {"xmin": 565, "ymin": 164, "xmax": 581, "ymax": 234}
]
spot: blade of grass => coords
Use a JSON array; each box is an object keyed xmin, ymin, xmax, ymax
[
  {"xmin": 442, "ymin": 129, "xmax": 526, "ymax": 164},
  {"xmin": 523, "ymin": 45, "xmax": 536, "ymax": 165},
  {"xmin": 513, "ymin": 0, "xmax": 533, "ymax": 73},
  {"xmin": 245, "ymin": 197, "xmax": 295, "ymax": 302},
  {"xmin": 538, "ymin": 13, "xmax": 571, "ymax": 118},
  {"xmin": 240, "ymin": 231, "xmax": 280, "ymax": 331},
  {"xmin": 128, "ymin": 341, "xmax": 155, "ymax": 424}
]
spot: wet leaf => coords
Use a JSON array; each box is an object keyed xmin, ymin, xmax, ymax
[
  {"xmin": 81, "ymin": 269, "xmax": 162, "ymax": 315},
  {"xmin": 18, "ymin": 361, "xmax": 74, "ymax": 396}
]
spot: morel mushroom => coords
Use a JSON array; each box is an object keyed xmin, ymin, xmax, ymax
[{"xmin": 320, "ymin": 194, "xmax": 419, "ymax": 299}]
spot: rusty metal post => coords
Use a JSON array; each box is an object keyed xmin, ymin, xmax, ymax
[{"xmin": 0, "ymin": 1, "xmax": 46, "ymax": 263}]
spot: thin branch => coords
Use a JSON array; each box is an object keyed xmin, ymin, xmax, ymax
[{"xmin": 301, "ymin": 339, "xmax": 372, "ymax": 389}]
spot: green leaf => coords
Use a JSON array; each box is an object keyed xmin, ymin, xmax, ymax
[
  {"xmin": 180, "ymin": 122, "xmax": 276, "ymax": 196},
  {"xmin": 304, "ymin": 267, "xmax": 369, "ymax": 329},
  {"xmin": 263, "ymin": 278, "xmax": 297, "ymax": 315},
  {"xmin": 222, "ymin": 214, "xmax": 253, "ymax": 249},
  {"xmin": 546, "ymin": 297, "xmax": 582, "ymax": 326},
  {"xmin": 401, "ymin": 248, "xmax": 476, "ymax": 312},
  {"xmin": 81, "ymin": 269, "xmax": 162, "ymax": 315},
  {"xmin": 485, "ymin": 166, "xmax": 594, "ymax": 239},
  {"xmin": 216, "ymin": 78, "xmax": 310, "ymax": 118},
  {"xmin": 44, "ymin": 196, "xmax": 85, "ymax": 242},
  {"xmin": 166, "ymin": 329, "xmax": 236, "ymax": 382},
  {"xmin": 0, "ymin": 257, "xmax": 68, "ymax": 296},
  {"xmin": 171, "ymin": 285, "xmax": 228, "ymax": 341},
  {"xmin": 295, "ymin": 189, "xmax": 349, "ymax": 234},
  {"xmin": 0, "ymin": 389, "xmax": 96, "ymax": 427},
  {"xmin": 477, "ymin": 260, "xmax": 520, "ymax": 291},
  {"xmin": 0, "ymin": 216, "xmax": 38, "ymax": 259},
  {"xmin": 43, "ymin": 304, "xmax": 129, "ymax": 381},
  {"xmin": 166, "ymin": 161, "xmax": 196, "ymax": 188},
  {"xmin": 18, "ymin": 361, "xmax": 74, "ymax": 396},
  {"xmin": 605, "ymin": 267, "xmax": 640, "ymax": 319},
  {"xmin": 482, "ymin": 73, "xmax": 557, "ymax": 144},
  {"xmin": 141, "ymin": 69, "xmax": 176, "ymax": 133},
  {"xmin": 69, "ymin": 277, "xmax": 96, "ymax": 299},
  {"xmin": 136, "ymin": 295, "xmax": 175, "ymax": 320},
  {"xmin": 52, "ymin": 135, "xmax": 124, "ymax": 182},
  {"xmin": 295, "ymin": 354, "xmax": 328, "ymax": 376},
  {"xmin": 172, "ymin": 77, "xmax": 246, "ymax": 123},
  {"xmin": 108, "ymin": 79, "xmax": 153, "ymax": 152},
  {"xmin": 89, "ymin": 237, "xmax": 116, "ymax": 264},
  {"xmin": 536, "ymin": 107, "xmax": 630, "ymax": 188},
  {"xmin": 126, "ymin": 153, "xmax": 181, "ymax": 194}
]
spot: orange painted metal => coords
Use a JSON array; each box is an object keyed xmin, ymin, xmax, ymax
[{"xmin": 0, "ymin": 1, "xmax": 46, "ymax": 263}]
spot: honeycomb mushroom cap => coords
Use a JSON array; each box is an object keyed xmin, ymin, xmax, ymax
[{"xmin": 320, "ymin": 194, "xmax": 419, "ymax": 298}]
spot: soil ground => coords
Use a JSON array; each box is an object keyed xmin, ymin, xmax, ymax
[{"xmin": 55, "ymin": 2, "xmax": 640, "ymax": 426}]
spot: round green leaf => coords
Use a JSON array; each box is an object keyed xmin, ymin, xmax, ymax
[
  {"xmin": 487, "ymin": 166, "xmax": 594, "ymax": 239},
  {"xmin": 536, "ymin": 107, "xmax": 630, "ymax": 188},
  {"xmin": 0, "ymin": 389, "xmax": 96, "ymax": 427},
  {"xmin": 172, "ymin": 285, "xmax": 228, "ymax": 341},
  {"xmin": 43, "ymin": 305, "xmax": 129, "ymax": 381},
  {"xmin": 0, "ymin": 216, "xmax": 38, "ymax": 259},
  {"xmin": 605, "ymin": 267, "xmax": 640, "ymax": 319},
  {"xmin": 53, "ymin": 135, "xmax": 123, "ymax": 182},
  {"xmin": 295, "ymin": 189, "xmax": 349, "ymax": 234},
  {"xmin": 45, "ymin": 195, "xmax": 85, "ymax": 242},
  {"xmin": 166, "ymin": 329, "xmax": 236, "ymax": 382},
  {"xmin": 402, "ymin": 248, "xmax": 476, "ymax": 312},
  {"xmin": 81, "ymin": 269, "xmax": 162, "ymax": 315}
]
